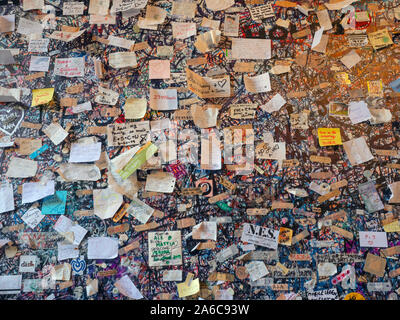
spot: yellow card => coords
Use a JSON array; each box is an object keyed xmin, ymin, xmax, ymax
[
  {"xmin": 177, "ymin": 278, "xmax": 200, "ymax": 298},
  {"xmin": 31, "ymin": 88, "xmax": 54, "ymax": 107},
  {"xmin": 318, "ymin": 128, "xmax": 342, "ymax": 147}
]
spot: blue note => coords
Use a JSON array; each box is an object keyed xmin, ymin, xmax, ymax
[
  {"xmin": 390, "ymin": 77, "xmax": 400, "ymax": 92},
  {"xmin": 41, "ymin": 190, "xmax": 67, "ymax": 215}
]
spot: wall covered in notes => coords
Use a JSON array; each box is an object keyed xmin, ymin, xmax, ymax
[{"xmin": 1, "ymin": 0, "xmax": 400, "ymax": 301}]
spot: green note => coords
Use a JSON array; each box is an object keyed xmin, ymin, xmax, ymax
[{"xmin": 118, "ymin": 142, "xmax": 158, "ymax": 180}]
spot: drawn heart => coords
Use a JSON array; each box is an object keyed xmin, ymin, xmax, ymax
[{"xmin": 0, "ymin": 104, "xmax": 25, "ymax": 136}]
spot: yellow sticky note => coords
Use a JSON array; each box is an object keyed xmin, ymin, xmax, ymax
[
  {"xmin": 317, "ymin": 128, "xmax": 342, "ymax": 147},
  {"xmin": 124, "ymin": 97, "xmax": 147, "ymax": 119},
  {"xmin": 383, "ymin": 220, "xmax": 400, "ymax": 233},
  {"xmin": 278, "ymin": 227, "xmax": 293, "ymax": 246},
  {"xmin": 367, "ymin": 80, "xmax": 383, "ymax": 97},
  {"xmin": 177, "ymin": 278, "xmax": 200, "ymax": 298},
  {"xmin": 276, "ymin": 262, "xmax": 289, "ymax": 275},
  {"xmin": 335, "ymin": 72, "xmax": 351, "ymax": 85},
  {"xmin": 31, "ymin": 88, "xmax": 54, "ymax": 107}
]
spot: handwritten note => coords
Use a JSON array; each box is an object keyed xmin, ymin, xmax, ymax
[
  {"xmin": 148, "ymin": 231, "xmax": 182, "ymax": 267},
  {"xmin": 317, "ymin": 128, "xmax": 342, "ymax": 146}
]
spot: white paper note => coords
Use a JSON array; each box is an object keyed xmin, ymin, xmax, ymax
[
  {"xmin": 348, "ymin": 101, "xmax": 371, "ymax": 124},
  {"xmin": 232, "ymin": 38, "xmax": 271, "ymax": 60},
  {"xmin": 359, "ymin": 231, "xmax": 388, "ymax": 248},
  {"xmin": 69, "ymin": 142, "xmax": 102, "ymax": 163},
  {"xmin": 0, "ymin": 182, "xmax": 14, "ymax": 213},
  {"xmin": 21, "ymin": 206, "xmax": 45, "ymax": 229},
  {"xmin": 114, "ymin": 275, "xmax": 143, "ymax": 299},
  {"xmin": 22, "ymin": 180, "xmax": 55, "ymax": 204},
  {"xmin": 87, "ymin": 237, "xmax": 119, "ymax": 259},
  {"xmin": 6, "ymin": 157, "xmax": 37, "ymax": 178}
]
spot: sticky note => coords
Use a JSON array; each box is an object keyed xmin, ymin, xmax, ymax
[
  {"xmin": 31, "ymin": 88, "xmax": 54, "ymax": 107},
  {"xmin": 317, "ymin": 128, "xmax": 342, "ymax": 147}
]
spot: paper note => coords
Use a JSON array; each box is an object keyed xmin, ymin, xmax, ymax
[
  {"xmin": 244, "ymin": 73, "xmax": 271, "ymax": 93},
  {"xmin": 194, "ymin": 30, "xmax": 221, "ymax": 53},
  {"xmin": 87, "ymin": 237, "xmax": 119, "ymax": 259},
  {"xmin": 63, "ymin": 2, "xmax": 85, "ymax": 15},
  {"xmin": 172, "ymin": 22, "xmax": 196, "ymax": 39},
  {"xmin": 114, "ymin": 275, "xmax": 143, "ymax": 299},
  {"xmin": 230, "ymin": 104, "xmax": 257, "ymax": 119},
  {"xmin": 368, "ymin": 28, "xmax": 393, "ymax": 50},
  {"xmin": 54, "ymin": 215, "xmax": 87, "ymax": 245},
  {"xmin": 108, "ymin": 35, "xmax": 135, "ymax": 49},
  {"xmin": 31, "ymin": 88, "xmax": 54, "ymax": 106},
  {"xmin": 186, "ymin": 68, "xmax": 230, "ymax": 98},
  {"xmin": 124, "ymin": 98, "xmax": 147, "ymax": 119},
  {"xmin": 0, "ymin": 275, "xmax": 22, "ymax": 295},
  {"xmin": 191, "ymin": 105, "xmax": 219, "ymax": 128},
  {"xmin": 359, "ymin": 231, "xmax": 388, "ymax": 248},
  {"xmin": 261, "ymin": 93, "xmax": 286, "ymax": 113},
  {"xmin": 29, "ymin": 56, "xmax": 50, "ymax": 72},
  {"xmin": 69, "ymin": 142, "xmax": 101, "ymax": 163},
  {"xmin": 249, "ymin": 3, "xmax": 275, "ymax": 20},
  {"xmin": 0, "ymin": 182, "xmax": 14, "ymax": 213},
  {"xmin": 149, "ymin": 60, "xmax": 170, "ymax": 79},
  {"xmin": 246, "ymin": 261, "xmax": 269, "ymax": 281},
  {"xmin": 364, "ymin": 253, "xmax": 386, "ymax": 277},
  {"xmin": 148, "ymin": 231, "xmax": 182, "ymax": 267},
  {"xmin": 41, "ymin": 191, "xmax": 67, "ymax": 215},
  {"xmin": 58, "ymin": 163, "xmax": 101, "ymax": 181},
  {"xmin": 57, "ymin": 243, "xmax": 79, "ymax": 261},
  {"xmin": 145, "ymin": 171, "xmax": 176, "ymax": 193},
  {"xmin": 6, "ymin": 157, "xmax": 37, "ymax": 178},
  {"xmin": 43, "ymin": 123, "xmax": 68, "ymax": 145},
  {"xmin": 109, "ymin": 52, "xmax": 138, "ymax": 68},
  {"xmin": 95, "ymin": 87, "xmax": 119, "ymax": 105},
  {"xmin": 126, "ymin": 198, "xmax": 154, "ymax": 224},
  {"xmin": 107, "ymin": 121, "xmax": 150, "ymax": 147},
  {"xmin": 311, "ymin": 27, "xmax": 325, "ymax": 49},
  {"xmin": 118, "ymin": 142, "xmax": 158, "ymax": 179},
  {"xmin": 21, "ymin": 207, "xmax": 44, "ymax": 229},
  {"xmin": 177, "ymin": 277, "xmax": 200, "ymax": 297},
  {"xmin": 241, "ymin": 223, "xmax": 279, "ymax": 250},
  {"xmin": 348, "ymin": 101, "xmax": 371, "ymax": 124},
  {"xmin": 23, "ymin": 0, "xmax": 44, "ymax": 11},
  {"xmin": 149, "ymin": 88, "xmax": 178, "ymax": 110},
  {"xmin": 205, "ymin": 0, "xmax": 234, "ymax": 11},
  {"xmin": 0, "ymin": 49, "xmax": 15, "ymax": 65},
  {"xmin": 47, "ymin": 30, "xmax": 85, "ymax": 42},
  {"xmin": 19, "ymin": 255, "xmax": 37, "ymax": 273},
  {"xmin": 22, "ymin": 180, "xmax": 55, "ymax": 204},
  {"xmin": 341, "ymin": 50, "xmax": 361, "ymax": 69},
  {"xmin": 317, "ymin": 128, "xmax": 342, "ymax": 146},
  {"xmin": 192, "ymin": 221, "xmax": 217, "ymax": 241},
  {"xmin": 201, "ymin": 130, "xmax": 222, "ymax": 170},
  {"xmin": 358, "ymin": 181, "xmax": 384, "ymax": 213},
  {"xmin": 0, "ymin": 15, "xmax": 15, "ymax": 33},
  {"xmin": 317, "ymin": 10, "xmax": 332, "ymax": 30},
  {"xmin": 17, "ymin": 18, "xmax": 43, "ymax": 35},
  {"xmin": 343, "ymin": 137, "xmax": 374, "ymax": 165},
  {"xmin": 93, "ymin": 187, "xmax": 123, "ymax": 219},
  {"xmin": 54, "ymin": 58, "xmax": 84, "ymax": 77},
  {"xmin": 231, "ymin": 38, "xmax": 271, "ymax": 60},
  {"xmin": 224, "ymin": 14, "xmax": 239, "ymax": 36}
]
